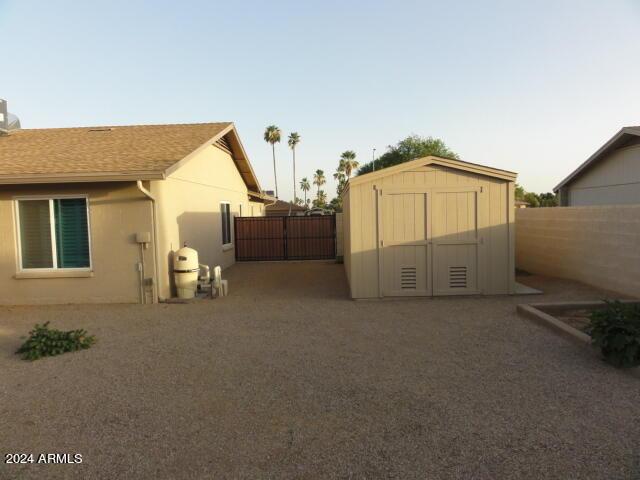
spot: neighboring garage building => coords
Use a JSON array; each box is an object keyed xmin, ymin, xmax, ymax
[
  {"xmin": 0, "ymin": 122, "xmax": 267, "ymax": 305},
  {"xmin": 341, "ymin": 156, "xmax": 517, "ymax": 299},
  {"xmin": 555, "ymin": 126, "xmax": 640, "ymax": 206}
]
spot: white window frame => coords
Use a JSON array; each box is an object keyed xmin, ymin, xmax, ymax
[
  {"xmin": 13, "ymin": 194, "xmax": 93, "ymax": 272},
  {"xmin": 220, "ymin": 201, "xmax": 233, "ymax": 250}
]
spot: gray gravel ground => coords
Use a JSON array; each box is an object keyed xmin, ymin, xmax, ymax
[{"xmin": 0, "ymin": 262, "xmax": 639, "ymax": 480}]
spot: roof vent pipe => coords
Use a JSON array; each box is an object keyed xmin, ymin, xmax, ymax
[{"xmin": 0, "ymin": 99, "xmax": 8, "ymax": 134}]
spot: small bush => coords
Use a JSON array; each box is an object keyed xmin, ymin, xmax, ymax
[
  {"xmin": 587, "ymin": 301, "xmax": 640, "ymax": 368},
  {"xmin": 16, "ymin": 322, "xmax": 96, "ymax": 361}
]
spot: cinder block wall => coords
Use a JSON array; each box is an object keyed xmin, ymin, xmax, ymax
[{"xmin": 516, "ymin": 206, "xmax": 640, "ymax": 298}]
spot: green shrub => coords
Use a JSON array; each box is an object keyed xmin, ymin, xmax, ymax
[
  {"xmin": 16, "ymin": 322, "xmax": 96, "ymax": 361},
  {"xmin": 587, "ymin": 301, "xmax": 640, "ymax": 368}
]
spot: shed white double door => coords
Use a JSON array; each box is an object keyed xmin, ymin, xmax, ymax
[{"xmin": 377, "ymin": 188, "xmax": 480, "ymax": 296}]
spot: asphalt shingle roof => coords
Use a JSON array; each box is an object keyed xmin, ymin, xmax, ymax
[{"xmin": 0, "ymin": 122, "xmax": 231, "ymax": 178}]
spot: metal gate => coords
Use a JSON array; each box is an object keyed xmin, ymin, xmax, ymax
[{"xmin": 234, "ymin": 215, "xmax": 336, "ymax": 261}]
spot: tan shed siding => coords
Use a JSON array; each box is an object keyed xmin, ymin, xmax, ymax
[
  {"xmin": 516, "ymin": 206, "xmax": 640, "ymax": 298},
  {"xmin": 0, "ymin": 182, "xmax": 154, "ymax": 305},
  {"xmin": 349, "ymin": 179, "xmax": 379, "ymax": 299},
  {"xmin": 566, "ymin": 145, "xmax": 640, "ymax": 206},
  {"xmin": 153, "ymin": 144, "xmax": 250, "ymax": 299},
  {"xmin": 342, "ymin": 192, "xmax": 352, "ymax": 290},
  {"xmin": 346, "ymin": 164, "xmax": 513, "ymax": 298}
]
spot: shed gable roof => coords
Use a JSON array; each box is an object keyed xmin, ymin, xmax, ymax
[
  {"xmin": 554, "ymin": 126, "xmax": 640, "ymax": 192},
  {"xmin": 348, "ymin": 155, "xmax": 517, "ymax": 188},
  {"xmin": 0, "ymin": 122, "xmax": 262, "ymax": 193}
]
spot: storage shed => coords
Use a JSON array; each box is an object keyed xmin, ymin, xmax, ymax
[{"xmin": 342, "ymin": 156, "xmax": 517, "ymax": 299}]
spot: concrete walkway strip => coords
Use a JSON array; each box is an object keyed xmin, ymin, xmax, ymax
[{"xmin": 516, "ymin": 303, "xmax": 592, "ymax": 345}]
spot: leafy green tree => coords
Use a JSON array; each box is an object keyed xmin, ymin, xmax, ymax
[
  {"xmin": 516, "ymin": 185, "xmax": 558, "ymax": 207},
  {"xmin": 358, "ymin": 134, "xmax": 458, "ymax": 175},
  {"xmin": 538, "ymin": 192, "xmax": 558, "ymax": 207},
  {"xmin": 523, "ymin": 192, "xmax": 540, "ymax": 208},
  {"xmin": 300, "ymin": 177, "xmax": 311, "ymax": 207},
  {"xmin": 264, "ymin": 125, "xmax": 281, "ymax": 198},
  {"xmin": 340, "ymin": 150, "xmax": 359, "ymax": 178},
  {"xmin": 288, "ymin": 132, "xmax": 301, "ymax": 203},
  {"xmin": 328, "ymin": 196, "xmax": 342, "ymax": 213}
]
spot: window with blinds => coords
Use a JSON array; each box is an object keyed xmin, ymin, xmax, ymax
[
  {"xmin": 17, "ymin": 197, "xmax": 91, "ymax": 270},
  {"xmin": 221, "ymin": 202, "xmax": 232, "ymax": 245}
]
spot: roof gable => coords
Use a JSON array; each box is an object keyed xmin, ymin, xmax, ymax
[
  {"xmin": 266, "ymin": 199, "xmax": 306, "ymax": 211},
  {"xmin": 348, "ymin": 155, "xmax": 517, "ymax": 188},
  {"xmin": 554, "ymin": 126, "xmax": 640, "ymax": 192},
  {"xmin": 0, "ymin": 122, "xmax": 262, "ymax": 193}
]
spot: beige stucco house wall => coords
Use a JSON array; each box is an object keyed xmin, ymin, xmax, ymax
[
  {"xmin": 555, "ymin": 127, "xmax": 640, "ymax": 206},
  {"xmin": 0, "ymin": 182, "xmax": 156, "ymax": 305},
  {"xmin": 342, "ymin": 156, "xmax": 516, "ymax": 299},
  {"xmin": 152, "ymin": 143, "xmax": 259, "ymax": 300},
  {"xmin": 0, "ymin": 122, "xmax": 266, "ymax": 305}
]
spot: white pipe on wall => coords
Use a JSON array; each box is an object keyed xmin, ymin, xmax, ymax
[{"xmin": 136, "ymin": 180, "xmax": 160, "ymax": 303}]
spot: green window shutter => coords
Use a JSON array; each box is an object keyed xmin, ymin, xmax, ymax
[
  {"xmin": 54, "ymin": 198, "xmax": 90, "ymax": 268},
  {"xmin": 19, "ymin": 200, "xmax": 54, "ymax": 268}
]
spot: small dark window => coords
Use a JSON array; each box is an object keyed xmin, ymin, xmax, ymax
[{"xmin": 221, "ymin": 203, "xmax": 231, "ymax": 245}]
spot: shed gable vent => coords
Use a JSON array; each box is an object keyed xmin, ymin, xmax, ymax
[
  {"xmin": 400, "ymin": 266, "xmax": 417, "ymax": 289},
  {"xmin": 449, "ymin": 266, "xmax": 467, "ymax": 289}
]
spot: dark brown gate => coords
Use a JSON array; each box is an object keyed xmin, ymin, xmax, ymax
[{"xmin": 234, "ymin": 215, "xmax": 336, "ymax": 261}]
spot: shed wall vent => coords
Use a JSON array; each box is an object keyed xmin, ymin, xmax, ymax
[
  {"xmin": 449, "ymin": 266, "xmax": 467, "ymax": 289},
  {"xmin": 400, "ymin": 266, "xmax": 417, "ymax": 289}
]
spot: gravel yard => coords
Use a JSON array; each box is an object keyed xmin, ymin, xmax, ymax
[{"xmin": 0, "ymin": 262, "xmax": 638, "ymax": 479}]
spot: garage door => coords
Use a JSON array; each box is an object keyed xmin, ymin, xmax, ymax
[
  {"xmin": 379, "ymin": 190, "xmax": 431, "ymax": 296},
  {"xmin": 378, "ymin": 187, "xmax": 479, "ymax": 297}
]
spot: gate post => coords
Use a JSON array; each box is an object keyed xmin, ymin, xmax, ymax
[{"xmin": 283, "ymin": 216, "xmax": 288, "ymax": 260}]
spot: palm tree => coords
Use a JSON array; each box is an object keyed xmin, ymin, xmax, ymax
[
  {"xmin": 313, "ymin": 169, "xmax": 326, "ymax": 198},
  {"xmin": 334, "ymin": 159, "xmax": 346, "ymax": 179},
  {"xmin": 334, "ymin": 160, "xmax": 347, "ymax": 196},
  {"xmin": 288, "ymin": 132, "xmax": 301, "ymax": 204},
  {"xmin": 264, "ymin": 125, "xmax": 281, "ymax": 198},
  {"xmin": 300, "ymin": 177, "xmax": 311, "ymax": 207},
  {"xmin": 340, "ymin": 150, "xmax": 359, "ymax": 178},
  {"xmin": 313, "ymin": 190, "xmax": 327, "ymax": 208}
]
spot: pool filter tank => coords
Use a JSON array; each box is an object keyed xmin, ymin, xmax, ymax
[{"xmin": 174, "ymin": 245, "xmax": 199, "ymax": 299}]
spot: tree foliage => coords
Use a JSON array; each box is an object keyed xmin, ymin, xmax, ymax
[
  {"xmin": 313, "ymin": 169, "xmax": 326, "ymax": 196},
  {"xmin": 288, "ymin": 132, "xmax": 301, "ymax": 203},
  {"xmin": 328, "ymin": 196, "xmax": 342, "ymax": 213},
  {"xmin": 264, "ymin": 125, "xmax": 282, "ymax": 198},
  {"xmin": 312, "ymin": 190, "xmax": 327, "ymax": 208},
  {"xmin": 358, "ymin": 135, "xmax": 459, "ymax": 175},
  {"xmin": 515, "ymin": 183, "xmax": 558, "ymax": 207},
  {"xmin": 340, "ymin": 150, "xmax": 359, "ymax": 178}
]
